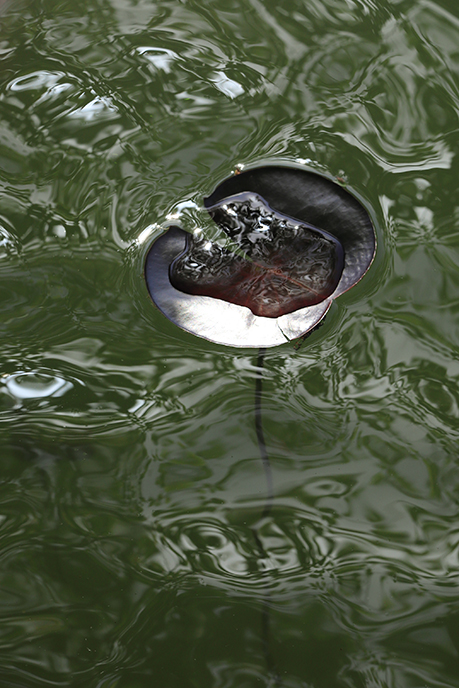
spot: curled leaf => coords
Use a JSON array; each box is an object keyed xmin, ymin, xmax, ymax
[
  {"xmin": 145, "ymin": 165, "xmax": 376, "ymax": 348},
  {"xmin": 170, "ymin": 193, "xmax": 344, "ymax": 318}
]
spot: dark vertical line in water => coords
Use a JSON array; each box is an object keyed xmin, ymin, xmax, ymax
[
  {"xmin": 254, "ymin": 347, "xmax": 273, "ymax": 518},
  {"xmin": 261, "ymin": 600, "xmax": 282, "ymax": 688},
  {"xmin": 253, "ymin": 347, "xmax": 282, "ymax": 687}
]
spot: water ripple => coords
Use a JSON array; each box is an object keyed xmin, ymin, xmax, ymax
[{"xmin": 1, "ymin": 0, "xmax": 459, "ymax": 686}]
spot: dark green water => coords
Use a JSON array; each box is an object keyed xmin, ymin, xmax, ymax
[{"xmin": 1, "ymin": 0, "xmax": 459, "ymax": 685}]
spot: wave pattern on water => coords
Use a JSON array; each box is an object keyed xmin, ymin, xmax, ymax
[{"xmin": 1, "ymin": 0, "xmax": 459, "ymax": 686}]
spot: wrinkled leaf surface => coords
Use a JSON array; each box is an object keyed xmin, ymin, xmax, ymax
[{"xmin": 170, "ymin": 193, "xmax": 344, "ymax": 318}]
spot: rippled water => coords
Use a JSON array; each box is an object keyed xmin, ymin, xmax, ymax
[{"xmin": 1, "ymin": 0, "xmax": 459, "ymax": 685}]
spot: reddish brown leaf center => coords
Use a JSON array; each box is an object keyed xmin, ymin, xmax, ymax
[{"xmin": 169, "ymin": 193, "xmax": 344, "ymax": 318}]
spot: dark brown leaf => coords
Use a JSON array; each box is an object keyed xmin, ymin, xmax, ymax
[{"xmin": 169, "ymin": 193, "xmax": 344, "ymax": 318}]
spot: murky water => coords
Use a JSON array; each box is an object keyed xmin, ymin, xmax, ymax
[{"xmin": 1, "ymin": 0, "xmax": 459, "ymax": 685}]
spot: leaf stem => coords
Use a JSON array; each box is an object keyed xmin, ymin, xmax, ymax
[{"xmin": 255, "ymin": 347, "xmax": 273, "ymax": 517}]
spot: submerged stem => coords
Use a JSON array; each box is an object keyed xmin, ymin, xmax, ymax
[
  {"xmin": 254, "ymin": 347, "xmax": 274, "ymax": 518},
  {"xmin": 254, "ymin": 347, "xmax": 282, "ymax": 687}
]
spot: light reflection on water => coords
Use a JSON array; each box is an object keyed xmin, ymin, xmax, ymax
[{"xmin": 1, "ymin": 0, "xmax": 459, "ymax": 686}]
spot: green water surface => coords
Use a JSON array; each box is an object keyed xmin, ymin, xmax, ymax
[{"xmin": 1, "ymin": 0, "xmax": 459, "ymax": 686}]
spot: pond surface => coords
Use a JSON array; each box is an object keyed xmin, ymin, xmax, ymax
[{"xmin": 1, "ymin": 0, "xmax": 459, "ymax": 686}]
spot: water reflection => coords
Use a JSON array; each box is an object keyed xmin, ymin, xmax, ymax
[
  {"xmin": 1, "ymin": 0, "xmax": 459, "ymax": 685},
  {"xmin": 3, "ymin": 371, "xmax": 73, "ymax": 401}
]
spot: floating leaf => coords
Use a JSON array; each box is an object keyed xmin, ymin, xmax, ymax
[
  {"xmin": 170, "ymin": 192, "xmax": 344, "ymax": 318},
  {"xmin": 145, "ymin": 165, "xmax": 376, "ymax": 348}
]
